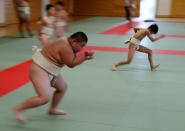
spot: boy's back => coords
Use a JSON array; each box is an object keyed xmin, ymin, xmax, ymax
[{"xmin": 133, "ymin": 28, "xmax": 149, "ymax": 41}]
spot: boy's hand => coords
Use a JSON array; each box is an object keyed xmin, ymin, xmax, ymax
[{"xmin": 160, "ymin": 34, "xmax": 165, "ymax": 38}]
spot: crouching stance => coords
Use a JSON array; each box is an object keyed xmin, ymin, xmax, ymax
[{"xmin": 13, "ymin": 32, "xmax": 94, "ymax": 123}]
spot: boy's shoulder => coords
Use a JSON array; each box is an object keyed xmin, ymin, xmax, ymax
[
  {"xmin": 135, "ymin": 28, "xmax": 148, "ymax": 34},
  {"xmin": 140, "ymin": 28, "xmax": 150, "ymax": 34}
]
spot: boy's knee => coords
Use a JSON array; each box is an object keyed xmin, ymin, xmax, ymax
[
  {"xmin": 63, "ymin": 83, "xmax": 68, "ymax": 91},
  {"xmin": 127, "ymin": 59, "xmax": 132, "ymax": 64},
  {"xmin": 56, "ymin": 83, "xmax": 68, "ymax": 93},
  {"xmin": 148, "ymin": 50, "xmax": 152, "ymax": 55},
  {"xmin": 39, "ymin": 95, "xmax": 51, "ymax": 104}
]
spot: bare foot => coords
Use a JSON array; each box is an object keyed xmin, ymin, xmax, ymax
[
  {"xmin": 48, "ymin": 109, "xmax": 67, "ymax": 115},
  {"xmin": 151, "ymin": 64, "xmax": 160, "ymax": 71},
  {"xmin": 112, "ymin": 65, "xmax": 118, "ymax": 71},
  {"xmin": 12, "ymin": 107, "xmax": 27, "ymax": 124}
]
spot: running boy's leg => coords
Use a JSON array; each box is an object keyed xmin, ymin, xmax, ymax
[
  {"xmin": 137, "ymin": 45, "xmax": 160, "ymax": 71},
  {"xmin": 112, "ymin": 44, "xmax": 136, "ymax": 71}
]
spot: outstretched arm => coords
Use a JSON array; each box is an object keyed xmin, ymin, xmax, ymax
[
  {"xmin": 146, "ymin": 30, "xmax": 165, "ymax": 42},
  {"xmin": 133, "ymin": 27, "xmax": 143, "ymax": 33}
]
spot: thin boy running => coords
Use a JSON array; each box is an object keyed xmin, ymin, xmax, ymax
[{"xmin": 112, "ymin": 24, "xmax": 165, "ymax": 71}]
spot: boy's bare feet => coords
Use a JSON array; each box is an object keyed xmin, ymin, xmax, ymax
[
  {"xmin": 12, "ymin": 107, "xmax": 27, "ymax": 124},
  {"xmin": 112, "ymin": 65, "xmax": 118, "ymax": 71},
  {"xmin": 151, "ymin": 64, "xmax": 160, "ymax": 71},
  {"xmin": 48, "ymin": 109, "xmax": 67, "ymax": 115}
]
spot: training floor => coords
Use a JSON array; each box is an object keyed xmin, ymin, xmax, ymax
[{"xmin": 1, "ymin": 17, "xmax": 185, "ymax": 131}]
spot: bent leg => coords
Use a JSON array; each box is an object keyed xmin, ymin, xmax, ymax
[
  {"xmin": 13, "ymin": 63, "xmax": 51, "ymax": 123},
  {"xmin": 18, "ymin": 18, "xmax": 25, "ymax": 38},
  {"xmin": 48, "ymin": 74, "xmax": 68, "ymax": 115},
  {"xmin": 25, "ymin": 16, "xmax": 33, "ymax": 37},
  {"xmin": 137, "ymin": 45, "xmax": 160, "ymax": 71},
  {"xmin": 112, "ymin": 44, "xmax": 136, "ymax": 71}
]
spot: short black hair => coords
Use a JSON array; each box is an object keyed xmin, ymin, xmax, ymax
[
  {"xmin": 56, "ymin": 1, "xmax": 64, "ymax": 6},
  {"xmin": 148, "ymin": 24, "xmax": 159, "ymax": 34},
  {"xmin": 70, "ymin": 32, "xmax": 88, "ymax": 43},
  {"xmin": 46, "ymin": 4, "xmax": 54, "ymax": 11}
]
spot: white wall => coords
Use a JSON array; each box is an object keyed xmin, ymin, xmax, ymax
[
  {"xmin": 41, "ymin": 0, "xmax": 50, "ymax": 16},
  {"xmin": 140, "ymin": 0, "xmax": 157, "ymax": 19},
  {"xmin": 0, "ymin": 0, "xmax": 5, "ymax": 23},
  {"xmin": 157, "ymin": 0, "xmax": 172, "ymax": 15}
]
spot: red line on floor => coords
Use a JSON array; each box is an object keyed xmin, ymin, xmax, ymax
[
  {"xmin": 85, "ymin": 45, "xmax": 185, "ymax": 56},
  {"xmin": 1, "ymin": 45, "xmax": 185, "ymax": 97},
  {"xmin": 0, "ymin": 60, "xmax": 32, "ymax": 97},
  {"xmin": 100, "ymin": 20, "xmax": 185, "ymax": 39},
  {"xmin": 164, "ymin": 34, "xmax": 185, "ymax": 39},
  {"xmin": 105, "ymin": 33, "xmax": 185, "ymax": 39},
  {"xmin": 85, "ymin": 46, "xmax": 128, "ymax": 53},
  {"xmin": 144, "ymin": 19, "xmax": 185, "ymax": 24},
  {"xmin": 153, "ymin": 49, "xmax": 185, "ymax": 56},
  {"xmin": 99, "ymin": 21, "xmax": 139, "ymax": 35}
]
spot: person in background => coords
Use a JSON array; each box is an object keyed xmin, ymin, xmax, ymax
[
  {"xmin": 124, "ymin": 0, "xmax": 137, "ymax": 25},
  {"xmin": 55, "ymin": 1, "xmax": 69, "ymax": 38},
  {"xmin": 14, "ymin": 0, "xmax": 33, "ymax": 38},
  {"xmin": 37, "ymin": 4, "xmax": 56, "ymax": 47}
]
